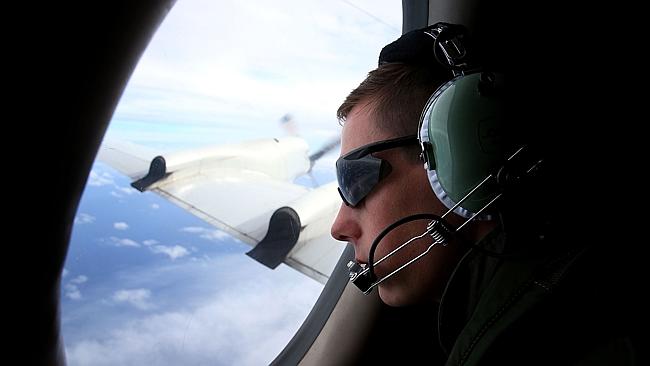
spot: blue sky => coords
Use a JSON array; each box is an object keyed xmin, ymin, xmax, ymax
[
  {"xmin": 64, "ymin": 162, "xmax": 328, "ymax": 365},
  {"xmin": 62, "ymin": 1, "xmax": 401, "ymax": 365}
]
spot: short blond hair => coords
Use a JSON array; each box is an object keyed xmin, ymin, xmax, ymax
[{"xmin": 337, "ymin": 62, "xmax": 446, "ymax": 138}]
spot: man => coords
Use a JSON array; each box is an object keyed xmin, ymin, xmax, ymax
[{"xmin": 331, "ymin": 24, "xmax": 638, "ymax": 365}]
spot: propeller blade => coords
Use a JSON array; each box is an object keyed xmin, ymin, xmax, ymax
[{"xmin": 308, "ymin": 136, "xmax": 341, "ymax": 171}]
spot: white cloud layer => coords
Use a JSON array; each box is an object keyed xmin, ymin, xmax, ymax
[
  {"xmin": 112, "ymin": 289, "xmax": 155, "ymax": 310},
  {"xmin": 181, "ymin": 227, "xmax": 230, "ymax": 242},
  {"xmin": 106, "ymin": 0, "xmax": 401, "ymax": 149},
  {"xmin": 65, "ymin": 284, "xmax": 82, "ymax": 300},
  {"xmin": 110, "ymin": 237, "xmax": 140, "ymax": 247},
  {"xmin": 150, "ymin": 245, "xmax": 190, "ymax": 260},
  {"xmin": 88, "ymin": 170, "xmax": 115, "ymax": 187},
  {"xmin": 113, "ymin": 222, "xmax": 129, "ymax": 230},
  {"xmin": 65, "ymin": 255, "xmax": 323, "ymax": 366},
  {"xmin": 64, "ymin": 275, "xmax": 89, "ymax": 300},
  {"xmin": 74, "ymin": 213, "xmax": 96, "ymax": 225},
  {"xmin": 142, "ymin": 239, "xmax": 159, "ymax": 246},
  {"xmin": 71, "ymin": 275, "xmax": 88, "ymax": 284},
  {"xmin": 118, "ymin": 186, "xmax": 137, "ymax": 195}
]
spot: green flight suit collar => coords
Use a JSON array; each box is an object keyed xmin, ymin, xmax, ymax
[{"xmin": 438, "ymin": 226, "xmax": 585, "ymax": 366}]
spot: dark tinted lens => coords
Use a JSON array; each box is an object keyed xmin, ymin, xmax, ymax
[{"xmin": 336, "ymin": 155, "xmax": 383, "ymax": 206}]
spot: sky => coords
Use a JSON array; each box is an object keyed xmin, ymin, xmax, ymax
[
  {"xmin": 64, "ymin": 163, "xmax": 326, "ymax": 365},
  {"xmin": 107, "ymin": 0, "xmax": 402, "ymax": 151},
  {"xmin": 62, "ymin": 1, "xmax": 401, "ymax": 365}
]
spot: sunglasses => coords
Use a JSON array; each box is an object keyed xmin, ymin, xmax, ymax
[{"xmin": 336, "ymin": 135, "xmax": 419, "ymax": 207}]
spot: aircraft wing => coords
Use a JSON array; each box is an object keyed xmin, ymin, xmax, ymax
[{"xmin": 97, "ymin": 137, "xmax": 346, "ymax": 283}]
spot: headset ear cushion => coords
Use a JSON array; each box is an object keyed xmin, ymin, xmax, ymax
[
  {"xmin": 427, "ymin": 168, "xmax": 493, "ymax": 220},
  {"xmin": 418, "ymin": 78, "xmax": 458, "ymax": 170}
]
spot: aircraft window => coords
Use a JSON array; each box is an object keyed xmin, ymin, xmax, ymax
[{"xmin": 62, "ymin": 0, "xmax": 400, "ymax": 364}]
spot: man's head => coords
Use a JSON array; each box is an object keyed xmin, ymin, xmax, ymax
[
  {"xmin": 331, "ymin": 61, "xmax": 472, "ymax": 306},
  {"xmin": 331, "ymin": 22, "xmax": 503, "ymax": 306}
]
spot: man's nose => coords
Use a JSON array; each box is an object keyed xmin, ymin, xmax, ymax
[{"xmin": 330, "ymin": 203, "xmax": 360, "ymax": 244}]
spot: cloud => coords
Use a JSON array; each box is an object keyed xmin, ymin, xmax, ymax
[
  {"xmin": 107, "ymin": 0, "xmax": 401, "ymax": 148},
  {"xmin": 62, "ymin": 269, "xmax": 69, "ymax": 278},
  {"xmin": 113, "ymin": 222, "xmax": 129, "ymax": 230},
  {"xmin": 71, "ymin": 275, "xmax": 88, "ymax": 284},
  {"xmin": 64, "ymin": 275, "xmax": 89, "ymax": 300},
  {"xmin": 151, "ymin": 204, "xmax": 160, "ymax": 209},
  {"xmin": 109, "ymin": 237, "xmax": 140, "ymax": 247},
  {"xmin": 65, "ymin": 285, "xmax": 82, "ymax": 300},
  {"xmin": 112, "ymin": 289, "xmax": 155, "ymax": 310},
  {"xmin": 88, "ymin": 170, "xmax": 116, "ymax": 187},
  {"xmin": 150, "ymin": 245, "xmax": 189, "ymax": 260},
  {"xmin": 181, "ymin": 227, "xmax": 230, "ymax": 242},
  {"xmin": 142, "ymin": 239, "xmax": 159, "ymax": 246},
  {"xmin": 65, "ymin": 255, "xmax": 323, "ymax": 366},
  {"xmin": 74, "ymin": 213, "xmax": 96, "ymax": 225},
  {"xmin": 118, "ymin": 186, "xmax": 137, "ymax": 195},
  {"xmin": 179, "ymin": 227, "xmax": 204, "ymax": 234}
]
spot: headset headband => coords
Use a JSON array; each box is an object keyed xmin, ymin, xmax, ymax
[{"xmin": 379, "ymin": 23, "xmax": 476, "ymax": 73}]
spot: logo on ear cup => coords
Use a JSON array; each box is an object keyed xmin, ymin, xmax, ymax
[{"xmin": 478, "ymin": 117, "xmax": 502, "ymax": 154}]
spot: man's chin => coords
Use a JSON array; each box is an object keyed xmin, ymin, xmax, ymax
[{"xmin": 378, "ymin": 285, "xmax": 409, "ymax": 307}]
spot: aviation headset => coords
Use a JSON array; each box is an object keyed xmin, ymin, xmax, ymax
[
  {"xmin": 348, "ymin": 22, "xmax": 545, "ymax": 294},
  {"xmin": 404, "ymin": 22, "xmax": 506, "ymax": 216}
]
